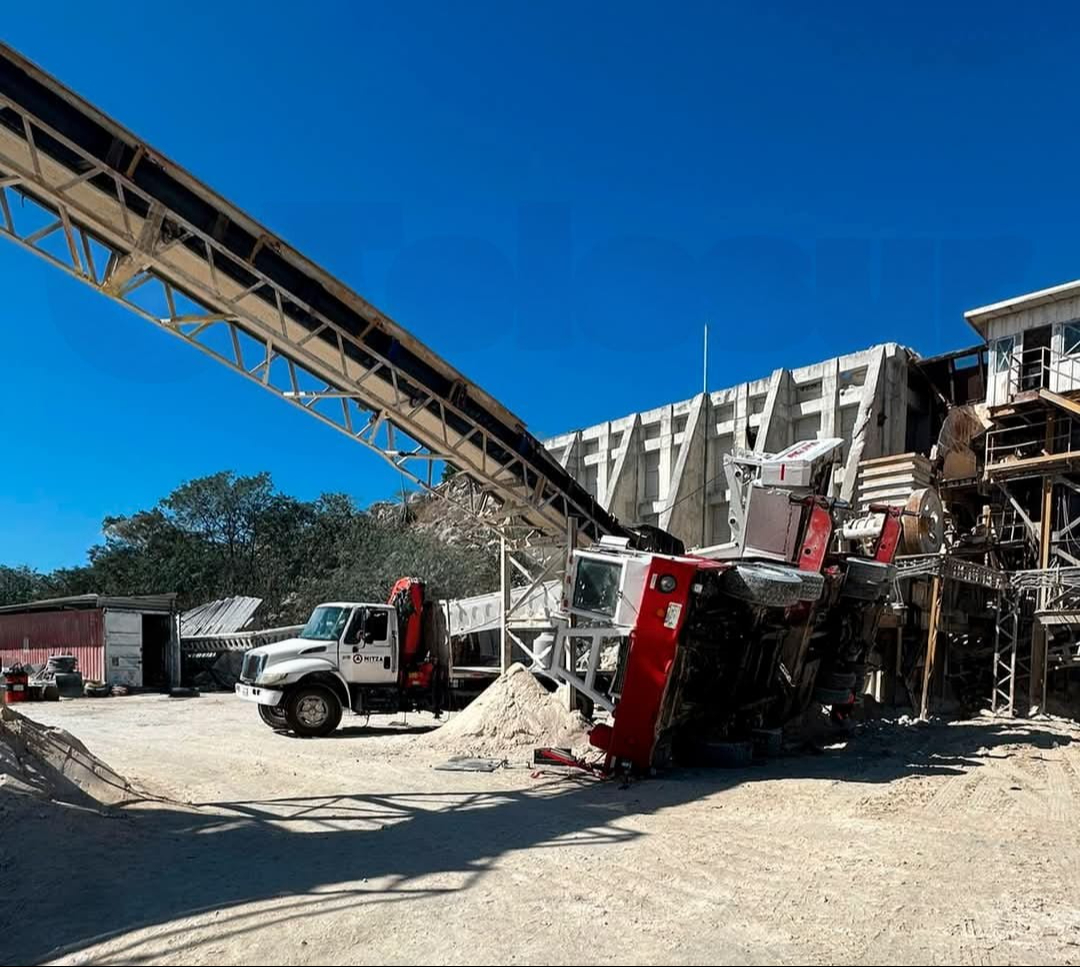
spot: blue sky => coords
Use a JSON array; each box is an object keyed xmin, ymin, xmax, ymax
[{"xmin": 2, "ymin": 1, "xmax": 1079, "ymax": 570}]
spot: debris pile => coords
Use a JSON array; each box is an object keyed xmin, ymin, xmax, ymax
[
  {"xmin": 429, "ymin": 663, "xmax": 590, "ymax": 757},
  {"xmin": 0, "ymin": 704, "xmax": 138, "ymax": 807},
  {"xmin": 192, "ymin": 650, "xmax": 246, "ymax": 690},
  {"xmin": 370, "ymin": 474, "xmax": 499, "ymax": 551}
]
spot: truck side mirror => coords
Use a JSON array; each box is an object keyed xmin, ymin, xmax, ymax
[{"xmin": 344, "ymin": 612, "xmax": 364, "ymax": 645}]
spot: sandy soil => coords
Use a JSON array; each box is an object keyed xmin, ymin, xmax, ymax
[{"xmin": 3, "ymin": 693, "xmax": 1080, "ymax": 966}]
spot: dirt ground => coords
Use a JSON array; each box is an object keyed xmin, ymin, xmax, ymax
[{"xmin": 3, "ymin": 694, "xmax": 1080, "ymax": 966}]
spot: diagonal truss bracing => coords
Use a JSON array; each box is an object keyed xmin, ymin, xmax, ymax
[{"xmin": 0, "ymin": 43, "xmax": 623, "ymax": 550}]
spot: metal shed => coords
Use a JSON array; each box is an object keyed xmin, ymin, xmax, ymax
[{"xmin": 0, "ymin": 594, "xmax": 179, "ymax": 687}]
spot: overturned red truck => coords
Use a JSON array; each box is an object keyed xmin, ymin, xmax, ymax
[{"xmin": 548, "ymin": 438, "xmax": 906, "ymax": 772}]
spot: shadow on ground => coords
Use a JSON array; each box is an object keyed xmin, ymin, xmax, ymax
[
  {"xmin": 0, "ymin": 718, "xmax": 1070, "ymax": 965},
  {"xmin": 279, "ymin": 723, "xmax": 440, "ymax": 739}
]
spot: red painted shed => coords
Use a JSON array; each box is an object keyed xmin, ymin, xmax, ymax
[{"xmin": 0, "ymin": 594, "xmax": 179, "ymax": 687}]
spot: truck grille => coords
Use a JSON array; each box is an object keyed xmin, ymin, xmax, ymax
[{"xmin": 240, "ymin": 652, "xmax": 266, "ymax": 683}]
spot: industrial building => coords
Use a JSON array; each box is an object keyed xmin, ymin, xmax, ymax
[
  {"xmin": 541, "ymin": 284, "xmax": 1080, "ymax": 721},
  {"xmin": 543, "ymin": 341, "xmax": 946, "ymax": 548}
]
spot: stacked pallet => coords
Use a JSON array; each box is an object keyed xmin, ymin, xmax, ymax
[{"xmin": 855, "ymin": 453, "xmax": 933, "ymax": 513}]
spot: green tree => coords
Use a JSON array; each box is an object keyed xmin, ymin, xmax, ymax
[
  {"xmin": 0, "ymin": 565, "xmax": 46, "ymax": 604},
  {"xmin": 0, "ymin": 471, "xmax": 499, "ymax": 617}
]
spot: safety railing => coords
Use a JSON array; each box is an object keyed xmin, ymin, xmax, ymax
[
  {"xmin": 1003, "ymin": 345, "xmax": 1080, "ymax": 399},
  {"xmin": 894, "ymin": 553, "xmax": 1010, "ymax": 590},
  {"xmin": 1012, "ymin": 566, "xmax": 1080, "ymax": 610},
  {"xmin": 985, "ymin": 413, "xmax": 1077, "ymax": 475}
]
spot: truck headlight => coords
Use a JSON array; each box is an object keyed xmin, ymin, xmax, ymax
[
  {"xmin": 657, "ymin": 573, "xmax": 678, "ymax": 593},
  {"xmin": 257, "ymin": 671, "xmax": 290, "ymax": 687}
]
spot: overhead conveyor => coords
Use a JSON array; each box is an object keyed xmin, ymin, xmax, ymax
[{"xmin": 0, "ymin": 42, "xmax": 626, "ymax": 550}]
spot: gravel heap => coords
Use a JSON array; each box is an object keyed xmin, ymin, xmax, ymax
[{"xmin": 428, "ymin": 663, "xmax": 590, "ymax": 757}]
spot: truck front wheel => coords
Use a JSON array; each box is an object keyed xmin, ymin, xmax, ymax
[
  {"xmin": 285, "ymin": 685, "xmax": 343, "ymax": 737},
  {"xmin": 258, "ymin": 704, "xmax": 288, "ymax": 730}
]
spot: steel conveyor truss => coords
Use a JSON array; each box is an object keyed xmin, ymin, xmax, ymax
[{"xmin": 0, "ymin": 43, "xmax": 622, "ymax": 550}]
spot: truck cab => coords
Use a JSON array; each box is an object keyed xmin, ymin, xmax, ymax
[{"xmin": 235, "ymin": 579, "xmax": 442, "ymax": 736}]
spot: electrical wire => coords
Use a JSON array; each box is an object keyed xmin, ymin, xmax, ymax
[{"xmin": 651, "ymin": 467, "xmax": 730, "ymax": 516}]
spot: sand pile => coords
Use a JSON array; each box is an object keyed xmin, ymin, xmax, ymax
[
  {"xmin": 0, "ymin": 704, "xmax": 139, "ymax": 807},
  {"xmin": 430, "ymin": 663, "xmax": 590, "ymax": 757}
]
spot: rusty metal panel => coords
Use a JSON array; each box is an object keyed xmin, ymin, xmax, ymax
[
  {"xmin": 0, "ymin": 644, "xmax": 104, "ymax": 681},
  {"xmin": 0, "ymin": 608, "xmax": 104, "ymax": 649},
  {"xmin": 0, "ymin": 609, "xmax": 105, "ymax": 680}
]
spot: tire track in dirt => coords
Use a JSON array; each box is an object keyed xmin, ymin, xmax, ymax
[
  {"xmin": 959, "ymin": 917, "xmax": 993, "ymax": 966},
  {"xmin": 924, "ymin": 769, "xmax": 978, "ymax": 814},
  {"xmin": 1046, "ymin": 759, "xmax": 1073, "ymax": 825}
]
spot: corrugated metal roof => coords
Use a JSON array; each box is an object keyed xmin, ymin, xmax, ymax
[
  {"xmin": 965, "ymin": 278, "xmax": 1080, "ymax": 334},
  {"xmin": 180, "ymin": 596, "xmax": 262, "ymax": 637},
  {"xmin": 0, "ymin": 593, "xmax": 177, "ymax": 615}
]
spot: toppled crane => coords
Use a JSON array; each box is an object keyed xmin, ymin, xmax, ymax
[{"xmin": 538, "ymin": 438, "xmax": 906, "ymax": 771}]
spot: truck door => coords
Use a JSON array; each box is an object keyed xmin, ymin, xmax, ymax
[{"xmin": 341, "ymin": 607, "xmax": 397, "ymax": 685}]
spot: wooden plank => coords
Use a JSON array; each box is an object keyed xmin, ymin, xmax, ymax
[
  {"xmin": 1031, "ymin": 458, "xmax": 1054, "ymax": 710},
  {"xmin": 920, "ymin": 574, "xmax": 943, "ymax": 720},
  {"xmin": 986, "ymin": 449, "xmax": 1080, "ymax": 476},
  {"xmin": 1038, "ymin": 388, "xmax": 1080, "ymax": 419}
]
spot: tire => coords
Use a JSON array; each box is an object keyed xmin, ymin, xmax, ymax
[
  {"xmin": 814, "ymin": 686, "xmax": 854, "ymax": 705},
  {"xmin": 721, "ymin": 563, "xmax": 802, "ymax": 608},
  {"xmin": 258, "ymin": 704, "xmax": 288, "ymax": 730},
  {"xmin": 169, "ymin": 686, "xmax": 200, "ymax": 698},
  {"xmin": 841, "ymin": 559, "xmax": 895, "ymax": 601},
  {"xmin": 54, "ymin": 672, "xmax": 84, "ymax": 699},
  {"xmin": 816, "ymin": 665, "xmax": 857, "ymax": 701},
  {"xmin": 754, "ymin": 565, "xmax": 826, "ymax": 603},
  {"xmin": 285, "ymin": 685, "xmax": 342, "ymax": 738}
]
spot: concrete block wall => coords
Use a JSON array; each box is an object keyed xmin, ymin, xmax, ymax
[{"xmin": 545, "ymin": 342, "xmax": 911, "ymax": 548}]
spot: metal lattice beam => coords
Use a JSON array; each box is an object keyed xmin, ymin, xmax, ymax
[
  {"xmin": 992, "ymin": 591, "xmax": 1023, "ymax": 715},
  {"xmin": 0, "ymin": 43, "xmax": 623, "ymax": 551}
]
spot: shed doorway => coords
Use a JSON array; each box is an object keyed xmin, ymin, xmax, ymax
[{"xmin": 142, "ymin": 614, "xmax": 171, "ymax": 689}]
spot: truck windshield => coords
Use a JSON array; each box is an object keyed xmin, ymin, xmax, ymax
[
  {"xmin": 572, "ymin": 557, "xmax": 622, "ymax": 617},
  {"xmin": 300, "ymin": 606, "xmax": 351, "ymax": 641}
]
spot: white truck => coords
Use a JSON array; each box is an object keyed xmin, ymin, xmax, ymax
[{"xmin": 235, "ymin": 578, "xmax": 446, "ymax": 736}]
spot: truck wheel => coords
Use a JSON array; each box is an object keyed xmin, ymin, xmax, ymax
[
  {"xmin": 790, "ymin": 570, "xmax": 826, "ymax": 602},
  {"xmin": 285, "ymin": 685, "xmax": 342, "ymax": 737},
  {"xmin": 753, "ymin": 564, "xmax": 826, "ymax": 603},
  {"xmin": 841, "ymin": 559, "xmax": 895, "ymax": 601},
  {"xmin": 721, "ymin": 563, "xmax": 802, "ymax": 608},
  {"xmin": 258, "ymin": 704, "xmax": 288, "ymax": 730}
]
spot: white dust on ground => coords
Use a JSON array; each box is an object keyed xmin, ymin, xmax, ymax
[{"xmin": 427, "ymin": 663, "xmax": 590, "ymax": 758}]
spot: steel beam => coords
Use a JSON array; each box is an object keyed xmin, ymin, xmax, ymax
[{"xmin": 0, "ymin": 42, "xmax": 621, "ymax": 551}]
